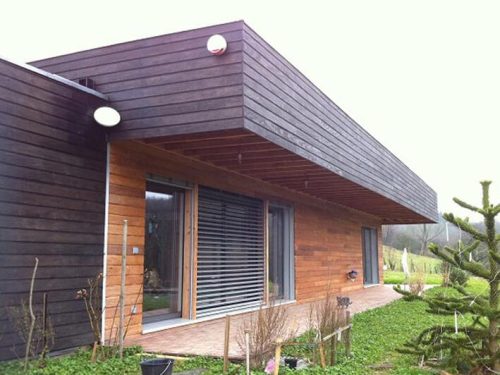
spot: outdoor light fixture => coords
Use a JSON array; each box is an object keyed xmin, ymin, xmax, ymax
[
  {"xmin": 93, "ymin": 106, "xmax": 121, "ymax": 127},
  {"xmin": 347, "ymin": 270, "xmax": 358, "ymax": 282},
  {"xmin": 207, "ymin": 34, "xmax": 227, "ymax": 55}
]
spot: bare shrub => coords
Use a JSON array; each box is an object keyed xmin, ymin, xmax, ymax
[
  {"xmin": 237, "ymin": 300, "xmax": 296, "ymax": 368},
  {"xmin": 408, "ymin": 271, "xmax": 425, "ymax": 296},
  {"xmin": 76, "ymin": 273, "xmax": 103, "ymax": 361},
  {"xmin": 308, "ymin": 292, "xmax": 352, "ymax": 366},
  {"xmin": 7, "ymin": 300, "xmax": 55, "ymax": 360},
  {"xmin": 76, "ymin": 273, "xmax": 102, "ymax": 344}
]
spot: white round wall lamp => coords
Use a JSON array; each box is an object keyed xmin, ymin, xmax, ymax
[
  {"xmin": 207, "ymin": 34, "xmax": 227, "ymax": 55},
  {"xmin": 93, "ymin": 106, "xmax": 121, "ymax": 127}
]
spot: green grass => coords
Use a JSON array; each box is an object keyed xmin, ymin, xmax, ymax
[
  {"xmin": 280, "ymin": 297, "xmax": 450, "ymax": 375},
  {"xmin": 1, "ymin": 281, "xmax": 490, "ymax": 374},
  {"xmin": 0, "ymin": 346, "xmax": 145, "ymax": 375},
  {"xmin": 383, "ymin": 271, "xmax": 442, "ymax": 285},
  {"xmin": 142, "ymin": 293, "xmax": 170, "ymax": 312},
  {"xmin": 383, "ymin": 247, "xmax": 441, "ymax": 274}
]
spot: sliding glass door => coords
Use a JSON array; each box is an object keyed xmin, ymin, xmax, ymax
[
  {"xmin": 268, "ymin": 205, "xmax": 294, "ymax": 301},
  {"xmin": 143, "ymin": 181, "xmax": 184, "ymax": 324}
]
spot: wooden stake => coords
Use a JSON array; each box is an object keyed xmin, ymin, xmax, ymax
[
  {"xmin": 91, "ymin": 341, "xmax": 98, "ymax": 363},
  {"xmin": 274, "ymin": 339, "xmax": 283, "ymax": 375},
  {"xmin": 245, "ymin": 329, "xmax": 250, "ymax": 375},
  {"xmin": 223, "ymin": 315, "xmax": 231, "ymax": 374},
  {"xmin": 345, "ymin": 310, "xmax": 352, "ymax": 357},
  {"xmin": 330, "ymin": 334, "xmax": 337, "ymax": 366},
  {"xmin": 118, "ymin": 220, "xmax": 128, "ymax": 359},
  {"xmin": 319, "ymin": 341, "xmax": 326, "ymax": 368},
  {"xmin": 41, "ymin": 293, "xmax": 48, "ymax": 361},
  {"xmin": 24, "ymin": 257, "xmax": 39, "ymax": 371}
]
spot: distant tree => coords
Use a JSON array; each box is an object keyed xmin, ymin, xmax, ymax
[
  {"xmin": 395, "ymin": 181, "xmax": 499, "ymax": 373},
  {"xmin": 391, "ymin": 230, "xmax": 420, "ymax": 253},
  {"xmin": 382, "ymin": 225, "xmax": 395, "ymax": 246},
  {"xmin": 413, "ymin": 221, "xmax": 445, "ymax": 255}
]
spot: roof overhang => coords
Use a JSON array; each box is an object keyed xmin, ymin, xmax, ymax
[
  {"xmin": 28, "ymin": 20, "xmax": 438, "ymax": 224},
  {"xmin": 141, "ymin": 128, "xmax": 434, "ymax": 224}
]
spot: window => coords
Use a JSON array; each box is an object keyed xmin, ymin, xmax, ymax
[
  {"xmin": 362, "ymin": 227, "xmax": 379, "ymax": 285},
  {"xmin": 268, "ymin": 204, "xmax": 294, "ymax": 301},
  {"xmin": 196, "ymin": 187, "xmax": 265, "ymax": 317},
  {"xmin": 143, "ymin": 181, "xmax": 185, "ymax": 324}
]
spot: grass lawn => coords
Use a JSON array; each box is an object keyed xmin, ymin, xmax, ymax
[
  {"xmin": 383, "ymin": 270, "xmax": 442, "ymax": 285},
  {"xmin": 142, "ymin": 293, "xmax": 170, "ymax": 312},
  {"xmin": 0, "ymin": 281, "xmax": 489, "ymax": 374},
  {"xmin": 383, "ymin": 247, "xmax": 442, "ymax": 274}
]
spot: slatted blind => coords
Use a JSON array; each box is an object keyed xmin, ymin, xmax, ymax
[{"xmin": 196, "ymin": 187, "xmax": 264, "ymax": 317}]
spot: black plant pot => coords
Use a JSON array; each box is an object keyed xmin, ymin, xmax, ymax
[
  {"xmin": 284, "ymin": 357, "xmax": 298, "ymax": 369},
  {"xmin": 140, "ymin": 358, "xmax": 175, "ymax": 375}
]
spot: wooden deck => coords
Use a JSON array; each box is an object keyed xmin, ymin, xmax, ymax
[{"xmin": 127, "ymin": 285, "xmax": 401, "ymax": 358}]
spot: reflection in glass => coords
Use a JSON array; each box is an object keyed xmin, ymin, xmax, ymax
[
  {"xmin": 143, "ymin": 181, "xmax": 184, "ymax": 324},
  {"xmin": 268, "ymin": 207, "xmax": 285, "ymax": 300}
]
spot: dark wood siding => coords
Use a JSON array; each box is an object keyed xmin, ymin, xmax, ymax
[
  {"xmin": 0, "ymin": 59, "xmax": 107, "ymax": 360},
  {"xmin": 240, "ymin": 24, "xmax": 437, "ymax": 222},
  {"xmin": 32, "ymin": 21, "xmax": 246, "ymax": 141},
  {"xmin": 32, "ymin": 20, "xmax": 437, "ymax": 222}
]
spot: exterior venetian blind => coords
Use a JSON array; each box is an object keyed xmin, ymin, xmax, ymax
[{"xmin": 196, "ymin": 187, "xmax": 264, "ymax": 317}]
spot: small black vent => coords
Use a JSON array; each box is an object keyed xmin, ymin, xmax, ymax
[{"xmin": 77, "ymin": 77, "xmax": 96, "ymax": 90}]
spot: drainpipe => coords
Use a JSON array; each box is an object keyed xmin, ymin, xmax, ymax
[{"xmin": 101, "ymin": 143, "xmax": 111, "ymax": 343}]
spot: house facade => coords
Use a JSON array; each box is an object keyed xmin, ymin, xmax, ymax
[{"xmin": 0, "ymin": 21, "xmax": 438, "ymax": 359}]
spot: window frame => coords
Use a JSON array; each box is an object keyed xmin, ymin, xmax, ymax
[{"xmin": 268, "ymin": 203, "xmax": 295, "ymax": 301}]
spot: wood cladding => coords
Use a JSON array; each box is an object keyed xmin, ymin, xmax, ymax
[
  {"xmin": 32, "ymin": 20, "xmax": 437, "ymax": 224},
  {"xmin": 108, "ymin": 140, "xmax": 382, "ymax": 339},
  {"xmin": 0, "ymin": 59, "xmax": 107, "ymax": 360},
  {"xmin": 143, "ymin": 130, "xmax": 431, "ymax": 224},
  {"xmin": 32, "ymin": 21, "xmax": 246, "ymax": 141},
  {"xmin": 295, "ymin": 204, "xmax": 383, "ymax": 301},
  {"xmin": 240, "ymin": 23, "xmax": 437, "ymax": 223}
]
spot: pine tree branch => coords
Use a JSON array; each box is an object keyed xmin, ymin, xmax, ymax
[
  {"xmin": 490, "ymin": 249, "xmax": 500, "ymax": 265},
  {"xmin": 460, "ymin": 240, "xmax": 481, "ymax": 257},
  {"xmin": 443, "ymin": 213, "xmax": 487, "ymax": 241},
  {"xmin": 481, "ymin": 180, "xmax": 492, "ymax": 209},
  {"xmin": 429, "ymin": 243, "xmax": 459, "ymax": 267},
  {"xmin": 452, "ymin": 197, "xmax": 481, "ymax": 213},
  {"xmin": 453, "ymin": 256, "xmax": 490, "ymax": 279},
  {"xmin": 452, "ymin": 284, "xmax": 488, "ymax": 306},
  {"xmin": 393, "ymin": 285, "xmax": 423, "ymax": 301},
  {"xmin": 443, "ymin": 245, "xmax": 459, "ymax": 256}
]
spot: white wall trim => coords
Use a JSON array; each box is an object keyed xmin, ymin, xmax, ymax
[{"xmin": 101, "ymin": 143, "xmax": 111, "ymax": 343}]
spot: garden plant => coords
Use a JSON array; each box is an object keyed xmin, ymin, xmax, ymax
[{"xmin": 396, "ymin": 181, "xmax": 499, "ymax": 373}]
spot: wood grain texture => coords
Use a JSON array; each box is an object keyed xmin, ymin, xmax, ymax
[
  {"xmin": 31, "ymin": 21, "xmax": 246, "ymax": 141},
  {"xmin": 294, "ymin": 203, "xmax": 383, "ymax": 301},
  {"xmin": 240, "ymin": 23, "xmax": 437, "ymax": 223},
  {"xmin": 108, "ymin": 140, "xmax": 382, "ymax": 339},
  {"xmin": 31, "ymin": 20, "xmax": 437, "ymax": 223},
  {"xmin": 0, "ymin": 58, "xmax": 107, "ymax": 360}
]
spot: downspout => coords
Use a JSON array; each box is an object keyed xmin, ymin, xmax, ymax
[{"xmin": 101, "ymin": 142, "xmax": 111, "ymax": 343}]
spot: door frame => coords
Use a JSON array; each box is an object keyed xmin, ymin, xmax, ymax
[
  {"xmin": 267, "ymin": 203, "xmax": 295, "ymax": 302},
  {"xmin": 143, "ymin": 175, "xmax": 195, "ymax": 325},
  {"xmin": 361, "ymin": 226, "xmax": 380, "ymax": 285}
]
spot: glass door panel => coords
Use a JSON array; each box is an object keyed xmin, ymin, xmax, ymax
[
  {"xmin": 143, "ymin": 181, "xmax": 184, "ymax": 324},
  {"xmin": 268, "ymin": 206, "xmax": 286, "ymax": 300}
]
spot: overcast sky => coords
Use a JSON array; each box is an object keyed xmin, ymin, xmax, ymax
[{"xmin": 3, "ymin": 0, "xmax": 499, "ymax": 219}]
